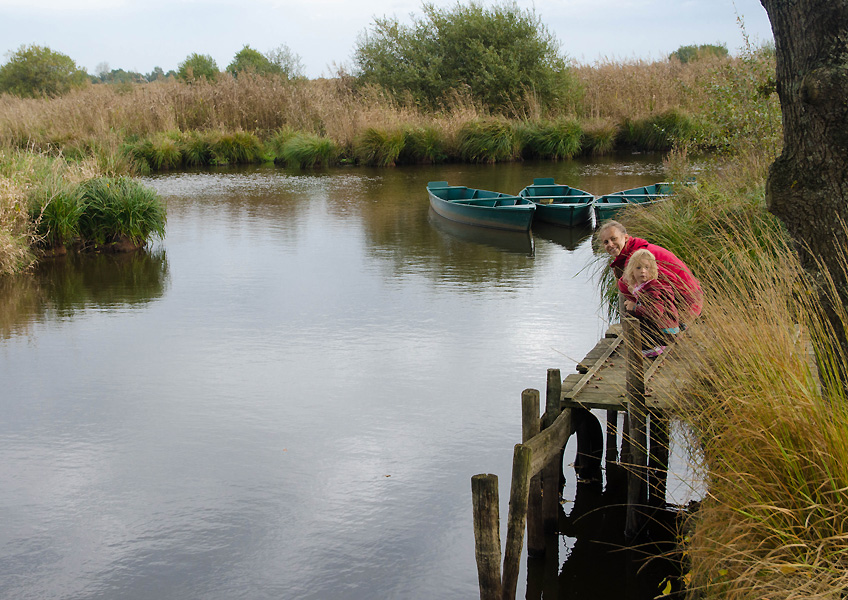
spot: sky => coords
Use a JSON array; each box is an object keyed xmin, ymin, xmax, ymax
[{"xmin": 0, "ymin": 0, "xmax": 774, "ymax": 79}]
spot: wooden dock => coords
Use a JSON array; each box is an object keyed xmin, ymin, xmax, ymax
[{"xmin": 471, "ymin": 316, "xmax": 686, "ymax": 600}]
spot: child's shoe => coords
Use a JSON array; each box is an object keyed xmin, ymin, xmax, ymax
[{"xmin": 642, "ymin": 345, "xmax": 666, "ymax": 359}]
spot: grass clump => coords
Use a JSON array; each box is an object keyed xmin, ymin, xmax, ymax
[
  {"xmin": 520, "ymin": 117, "xmax": 583, "ymax": 159},
  {"xmin": 399, "ymin": 125, "xmax": 446, "ymax": 164},
  {"xmin": 619, "ymin": 109, "xmax": 699, "ymax": 152},
  {"xmin": 77, "ymin": 177, "xmax": 166, "ymax": 248},
  {"xmin": 279, "ymin": 132, "xmax": 339, "ymax": 168},
  {"xmin": 354, "ymin": 127, "xmax": 406, "ymax": 167},
  {"xmin": 457, "ymin": 118, "xmax": 520, "ymax": 163}
]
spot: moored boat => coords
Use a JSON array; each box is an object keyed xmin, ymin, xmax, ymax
[
  {"xmin": 518, "ymin": 178, "xmax": 594, "ymax": 227},
  {"xmin": 593, "ymin": 183, "xmax": 674, "ymax": 222},
  {"xmin": 426, "ymin": 181, "xmax": 535, "ymax": 232}
]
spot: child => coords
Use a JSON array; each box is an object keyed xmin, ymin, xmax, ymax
[{"xmin": 622, "ymin": 249, "xmax": 680, "ymax": 358}]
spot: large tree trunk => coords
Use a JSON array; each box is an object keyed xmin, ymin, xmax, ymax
[{"xmin": 761, "ymin": 0, "xmax": 848, "ymax": 287}]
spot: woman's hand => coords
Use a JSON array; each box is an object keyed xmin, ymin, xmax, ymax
[{"xmin": 624, "ymin": 300, "xmax": 636, "ymax": 312}]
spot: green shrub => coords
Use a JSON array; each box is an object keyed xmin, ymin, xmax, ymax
[{"xmin": 353, "ymin": 1, "xmax": 574, "ymax": 111}]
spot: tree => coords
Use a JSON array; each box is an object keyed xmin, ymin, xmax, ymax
[
  {"xmin": 227, "ymin": 45, "xmax": 278, "ymax": 77},
  {"xmin": 266, "ymin": 44, "xmax": 305, "ymax": 79},
  {"xmin": 177, "ymin": 53, "xmax": 219, "ymax": 82},
  {"xmin": 759, "ymin": 1, "xmax": 848, "ymax": 294},
  {"xmin": 353, "ymin": 1, "xmax": 574, "ymax": 110},
  {"xmin": 669, "ymin": 43, "xmax": 729, "ymax": 63},
  {"xmin": 0, "ymin": 44, "xmax": 88, "ymax": 98}
]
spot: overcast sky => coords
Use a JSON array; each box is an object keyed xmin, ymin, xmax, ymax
[{"xmin": 0, "ymin": 0, "xmax": 774, "ymax": 79}]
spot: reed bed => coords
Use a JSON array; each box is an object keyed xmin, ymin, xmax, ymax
[{"xmin": 609, "ymin": 145, "xmax": 848, "ymax": 599}]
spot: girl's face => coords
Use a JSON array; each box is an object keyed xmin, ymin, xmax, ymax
[
  {"xmin": 633, "ymin": 260, "xmax": 652, "ymax": 284},
  {"xmin": 600, "ymin": 227, "xmax": 627, "ymax": 258}
]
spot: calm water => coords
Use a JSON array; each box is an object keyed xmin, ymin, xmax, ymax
[{"xmin": 0, "ymin": 157, "xmax": 695, "ymax": 600}]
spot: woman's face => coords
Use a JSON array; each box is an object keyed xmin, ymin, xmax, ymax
[{"xmin": 600, "ymin": 227, "xmax": 628, "ymax": 258}]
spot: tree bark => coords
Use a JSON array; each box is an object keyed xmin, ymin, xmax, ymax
[{"xmin": 761, "ymin": 0, "xmax": 848, "ymax": 287}]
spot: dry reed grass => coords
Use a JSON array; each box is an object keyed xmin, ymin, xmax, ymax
[{"xmin": 662, "ymin": 227, "xmax": 848, "ymax": 599}]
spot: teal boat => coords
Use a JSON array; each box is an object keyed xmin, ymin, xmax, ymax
[
  {"xmin": 518, "ymin": 178, "xmax": 594, "ymax": 227},
  {"xmin": 593, "ymin": 182, "xmax": 674, "ymax": 222},
  {"xmin": 426, "ymin": 181, "xmax": 535, "ymax": 232}
]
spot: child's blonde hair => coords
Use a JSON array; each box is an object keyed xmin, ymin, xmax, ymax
[{"xmin": 623, "ymin": 248, "xmax": 658, "ymax": 286}]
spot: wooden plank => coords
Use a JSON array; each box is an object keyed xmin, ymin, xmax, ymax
[
  {"xmin": 563, "ymin": 335, "xmax": 623, "ymax": 400},
  {"xmin": 525, "ymin": 409, "xmax": 573, "ymax": 477}
]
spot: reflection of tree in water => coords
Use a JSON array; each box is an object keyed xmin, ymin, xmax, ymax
[{"xmin": 0, "ymin": 250, "xmax": 170, "ymax": 336}]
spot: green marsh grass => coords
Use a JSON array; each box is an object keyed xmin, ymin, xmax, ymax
[
  {"xmin": 354, "ymin": 127, "xmax": 405, "ymax": 167},
  {"xmin": 399, "ymin": 125, "xmax": 446, "ymax": 164},
  {"xmin": 279, "ymin": 133, "xmax": 339, "ymax": 168},
  {"xmin": 520, "ymin": 118, "xmax": 583, "ymax": 159},
  {"xmin": 77, "ymin": 177, "xmax": 166, "ymax": 248},
  {"xmin": 663, "ymin": 228, "xmax": 848, "ymax": 600},
  {"xmin": 457, "ymin": 118, "xmax": 520, "ymax": 163}
]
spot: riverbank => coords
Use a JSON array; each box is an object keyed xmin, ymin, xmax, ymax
[
  {"xmin": 613, "ymin": 148, "xmax": 848, "ymax": 599},
  {"xmin": 0, "ymin": 48, "xmax": 777, "ymax": 274}
]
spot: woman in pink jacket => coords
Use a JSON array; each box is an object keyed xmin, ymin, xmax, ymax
[{"xmin": 597, "ymin": 220, "xmax": 703, "ymax": 323}]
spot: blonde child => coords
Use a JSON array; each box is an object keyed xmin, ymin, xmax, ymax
[{"xmin": 622, "ymin": 249, "xmax": 680, "ymax": 358}]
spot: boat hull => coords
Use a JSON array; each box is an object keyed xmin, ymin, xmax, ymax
[
  {"xmin": 592, "ymin": 183, "xmax": 674, "ymax": 223},
  {"xmin": 427, "ymin": 182, "xmax": 535, "ymax": 232},
  {"xmin": 518, "ymin": 179, "xmax": 594, "ymax": 227}
]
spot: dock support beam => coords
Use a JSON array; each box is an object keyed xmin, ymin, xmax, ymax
[
  {"xmin": 522, "ymin": 389, "xmax": 544, "ymax": 556},
  {"xmin": 623, "ymin": 316, "xmax": 648, "ymax": 542},
  {"xmin": 542, "ymin": 368, "xmax": 563, "ymax": 532}
]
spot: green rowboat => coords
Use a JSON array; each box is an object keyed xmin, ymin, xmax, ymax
[
  {"xmin": 593, "ymin": 183, "xmax": 674, "ymax": 222},
  {"xmin": 518, "ymin": 178, "xmax": 594, "ymax": 227},
  {"xmin": 426, "ymin": 181, "xmax": 536, "ymax": 232}
]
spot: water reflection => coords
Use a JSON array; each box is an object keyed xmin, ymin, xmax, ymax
[
  {"xmin": 0, "ymin": 156, "xmax": 682, "ymax": 600},
  {"xmin": 428, "ymin": 210, "xmax": 535, "ymax": 256},
  {"xmin": 0, "ymin": 250, "xmax": 168, "ymax": 338}
]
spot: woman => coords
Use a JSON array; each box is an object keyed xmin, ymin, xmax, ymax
[{"xmin": 597, "ymin": 220, "xmax": 703, "ymax": 322}]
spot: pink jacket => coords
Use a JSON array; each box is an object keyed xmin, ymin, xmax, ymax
[
  {"xmin": 611, "ymin": 236, "xmax": 703, "ymax": 319},
  {"xmin": 629, "ymin": 279, "xmax": 680, "ymax": 331}
]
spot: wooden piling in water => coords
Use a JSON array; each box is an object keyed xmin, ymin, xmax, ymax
[
  {"xmin": 623, "ymin": 316, "xmax": 648, "ymax": 541},
  {"xmin": 502, "ymin": 444, "xmax": 531, "ymax": 600},
  {"xmin": 521, "ymin": 389, "xmax": 544, "ymax": 556},
  {"xmin": 542, "ymin": 368, "xmax": 563, "ymax": 531},
  {"xmin": 471, "ymin": 474, "xmax": 502, "ymax": 600}
]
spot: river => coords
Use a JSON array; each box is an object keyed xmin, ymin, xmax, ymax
[{"xmin": 0, "ymin": 156, "xmax": 696, "ymax": 599}]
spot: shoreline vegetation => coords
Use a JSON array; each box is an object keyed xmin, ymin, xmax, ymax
[{"xmin": 0, "ymin": 46, "xmax": 777, "ymax": 275}]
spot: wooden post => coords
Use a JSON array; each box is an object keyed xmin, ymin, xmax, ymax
[
  {"xmin": 648, "ymin": 410, "xmax": 670, "ymax": 507},
  {"xmin": 605, "ymin": 409, "xmax": 619, "ymax": 465},
  {"xmin": 521, "ymin": 389, "xmax": 544, "ymax": 556},
  {"xmin": 623, "ymin": 316, "xmax": 647, "ymax": 542},
  {"xmin": 542, "ymin": 368, "xmax": 562, "ymax": 531},
  {"xmin": 502, "ymin": 444, "xmax": 531, "ymax": 600},
  {"xmin": 472, "ymin": 474, "xmax": 502, "ymax": 600}
]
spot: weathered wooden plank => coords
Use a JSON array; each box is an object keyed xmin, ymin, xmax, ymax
[
  {"xmin": 521, "ymin": 389, "xmax": 544, "ymax": 557},
  {"xmin": 525, "ymin": 408, "xmax": 573, "ymax": 477},
  {"xmin": 563, "ymin": 335, "xmax": 623, "ymax": 400}
]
